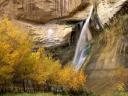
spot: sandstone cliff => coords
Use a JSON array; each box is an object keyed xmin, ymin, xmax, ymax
[
  {"xmin": 0, "ymin": 0, "xmax": 127, "ymax": 47},
  {"xmin": 0, "ymin": 0, "xmax": 88, "ymax": 23}
]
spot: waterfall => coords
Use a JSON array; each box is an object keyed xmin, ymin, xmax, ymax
[{"xmin": 73, "ymin": 6, "xmax": 94, "ymax": 71}]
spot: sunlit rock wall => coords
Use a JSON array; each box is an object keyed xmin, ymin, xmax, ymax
[{"xmin": 0, "ymin": 0, "xmax": 87, "ymax": 23}]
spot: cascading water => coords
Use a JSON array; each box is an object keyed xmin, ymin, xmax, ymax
[{"xmin": 73, "ymin": 6, "xmax": 94, "ymax": 71}]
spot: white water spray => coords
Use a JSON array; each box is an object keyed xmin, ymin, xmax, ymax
[{"xmin": 73, "ymin": 6, "xmax": 94, "ymax": 71}]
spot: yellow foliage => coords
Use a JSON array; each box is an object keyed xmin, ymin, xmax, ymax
[
  {"xmin": 0, "ymin": 17, "xmax": 62, "ymax": 85},
  {"xmin": 116, "ymin": 83, "xmax": 125, "ymax": 91},
  {"xmin": 115, "ymin": 67, "xmax": 128, "ymax": 91},
  {"xmin": 51, "ymin": 65, "xmax": 86, "ymax": 91},
  {"xmin": 0, "ymin": 17, "xmax": 32, "ymax": 83},
  {"xmin": 0, "ymin": 18, "xmax": 86, "ymax": 92}
]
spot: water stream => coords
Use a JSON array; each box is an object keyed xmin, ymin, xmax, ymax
[{"xmin": 73, "ymin": 6, "xmax": 94, "ymax": 71}]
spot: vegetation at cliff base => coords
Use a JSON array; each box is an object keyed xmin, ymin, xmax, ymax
[{"xmin": 0, "ymin": 18, "xmax": 86, "ymax": 94}]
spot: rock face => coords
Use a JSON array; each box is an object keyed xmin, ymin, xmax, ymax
[
  {"xmin": 0, "ymin": 0, "xmax": 88, "ymax": 47},
  {"xmin": 13, "ymin": 20, "xmax": 73, "ymax": 47},
  {"xmin": 97, "ymin": 0, "xmax": 127, "ymax": 24},
  {"xmin": 0, "ymin": 0, "xmax": 88, "ymax": 23},
  {"xmin": 0, "ymin": 0, "xmax": 127, "ymax": 47}
]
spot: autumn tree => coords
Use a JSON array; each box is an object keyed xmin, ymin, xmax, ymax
[
  {"xmin": 0, "ymin": 18, "xmax": 86, "ymax": 92},
  {"xmin": 50, "ymin": 65, "xmax": 86, "ymax": 92}
]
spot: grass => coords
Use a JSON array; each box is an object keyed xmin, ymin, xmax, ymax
[{"xmin": 0, "ymin": 93, "xmax": 67, "ymax": 96}]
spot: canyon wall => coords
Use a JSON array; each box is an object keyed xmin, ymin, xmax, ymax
[{"xmin": 0, "ymin": 0, "xmax": 88, "ymax": 23}]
